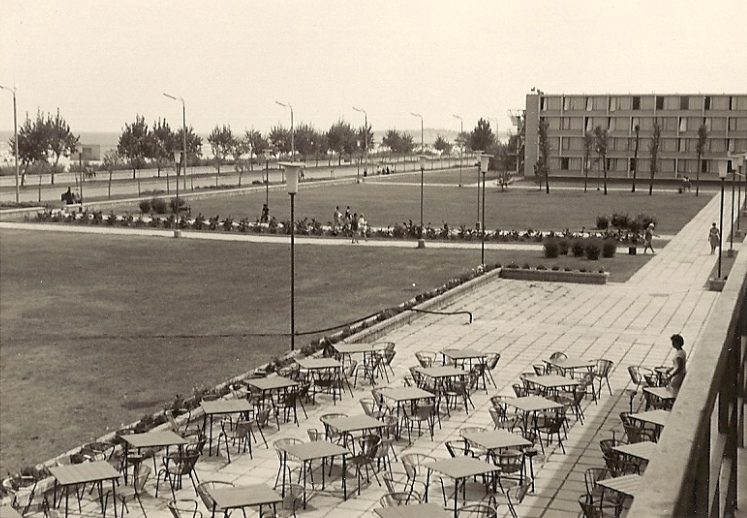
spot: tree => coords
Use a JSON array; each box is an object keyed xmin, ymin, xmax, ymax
[
  {"xmin": 117, "ymin": 115, "xmax": 151, "ymax": 179},
  {"xmin": 10, "ymin": 111, "xmax": 51, "ymax": 186},
  {"xmin": 174, "ymin": 126, "xmax": 202, "ymax": 187},
  {"xmin": 648, "ymin": 118, "xmax": 661, "ymax": 195},
  {"xmin": 231, "ymin": 135, "xmax": 251, "ymax": 187},
  {"xmin": 536, "ymin": 118, "xmax": 551, "ymax": 193},
  {"xmin": 357, "ymin": 123, "xmax": 375, "ymax": 154},
  {"xmin": 47, "ymin": 109, "xmax": 79, "ymax": 184},
  {"xmin": 151, "ymin": 118, "xmax": 174, "ymax": 178},
  {"xmin": 401, "ymin": 133, "xmax": 415, "ymax": 159},
  {"xmin": 382, "ymin": 130, "xmax": 403, "ymax": 161},
  {"xmin": 207, "ymin": 124, "xmax": 235, "ymax": 175},
  {"xmin": 469, "ymin": 118, "xmax": 495, "ymax": 152},
  {"xmin": 433, "ymin": 135, "xmax": 452, "ymax": 156},
  {"xmin": 245, "ymin": 129, "xmax": 269, "ymax": 171},
  {"xmin": 494, "ymin": 142, "xmax": 512, "ymax": 190},
  {"xmin": 456, "ymin": 131, "xmax": 472, "ymax": 152},
  {"xmin": 102, "ymin": 149, "xmax": 123, "ymax": 199},
  {"xmin": 696, "ymin": 123, "xmax": 708, "ymax": 196},
  {"xmin": 294, "ymin": 123, "xmax": 316, "ymax": 162},
  {"xmin": 583, "ymin": 131, "xmax": 595, "ymax": 193},
  {"xmin": 593, "ymin": 126, "xmax": 610, "ymax": 195},
  {"xmin": 327, "ymin": 120, "xmax": 355, "ymax": 165},
  {"xmin": 631, "ymin": 124, "xmax": 641, "ymax": 193},
  {"xmin": 269, "ymin": 126, "xmax": 291, "ymax": 156},
  {"xmin": 312, "ymin": 129, "xmax": 329, "ymax": 167}
]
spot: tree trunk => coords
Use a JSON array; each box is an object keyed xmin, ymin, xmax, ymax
[
  {"xmin": 108, "ymin": 169, "xmax": 112, "ymax": 199},
  {"xmin": 603, "ymin": 160, "xmax": 608, "ymax": 195},
  {"xmin": 632, "ymin": 140, "xmax": 639, "ymax": 192},
  {"xmin": 583, "ymin": 162, "xmax": 588, "ymax": 193},
  {"xmin": 544, "ymin": 168, "xmax": 550, "ymax": 194},
  {"xmin": 696, "ymin": 154, "xmax": 701, "ymax": 196}
]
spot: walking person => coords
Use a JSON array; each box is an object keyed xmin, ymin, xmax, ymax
[
  {"xmin": 333, "ymin": 206, "xmax": 341, "ymax": 232},
  {"xmin": 643, "ymin": 223, "xmax": 656, "ymax": 254},
  {"xmin": 260, "ymin": 203, "xmax": 269, "ymax": 223},
  {"xmin": 358, "ymin": 212, "xmax": 367, "ymax": 241},
  {"xmin": 351, "ymin": 213, "xmax": 360, "ymax": 243},
  {"xmin": 708, "ymin": 222, "xmax": 720, "ymax": 254},
  {"xmin": 665, "ymin": 334, "xmax": 687, "ymax": 393}
]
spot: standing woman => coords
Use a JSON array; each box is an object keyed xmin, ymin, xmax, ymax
[
  {"xmin": 666, "ymin": 334, "xmax": 687, "ymax": 392},
  {"xmin": 708, "ymin": 222, "xmax": 720, "ymax": 254}
]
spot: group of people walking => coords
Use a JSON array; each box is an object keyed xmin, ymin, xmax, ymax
[{"xmin": 333, "ymin": 205, "xmax": 367, "ymax": 243}]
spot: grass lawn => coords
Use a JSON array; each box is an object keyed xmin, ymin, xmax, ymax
[
  {"xmin": 127, "ymin": 179, "xmax": 711, "ymax": 234},
  {"xmin": 0, "ymin": 227, "xmax": 652, "ymax": 473}
]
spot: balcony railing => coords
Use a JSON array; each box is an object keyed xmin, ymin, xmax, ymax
[{"xmin": 628, "ymin": 249, "xmax": 746, "ymax": 517}]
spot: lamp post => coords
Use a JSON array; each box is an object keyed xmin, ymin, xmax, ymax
[
  {"xmin": 729, "ymin": 160, "xmax": 736, "ymax": 256},
  {"xmin": 353, "ymin": 107, "xmax": 368, "ymax": 184},
  {"xmin": 410, "ymin": 112, "xmax": 424, "ymax": 161},
  {"xmin": 0, "ymin": 83, "xmax": 19, "ymax": 203},
  {"xmin": 263, "ymin": 148, "xmax": 273, "ymax": 207},
  {"xmin": 418, "ymin": 155, "xmax": 427, "ymax": 249},
  {"xmin": 718, "ymin": 160, "xmax": 728, "ymax": 278},
  {"xmin": 280, "ymin": 162, "xmax": 304, "ymax": 352},
  {"xmin": 480, "ymin": 154, "xmax": 492, "ymax": 266},
  {"xmin": 163, "ymin": 93, "xmax": 187, "ymax": 191},
  {"xmin": 475, "ymin": 151, "xmax": 484, "ymax": 226},
  {"xmin": 275, "ymin": 101, "xmax": 294, "ymax": 162},
  {"xmin": 452, "ymin": 114, "xmax": 463, "ymax": 187},
  {"xmin": 172, "ymin": 150, "xmax": 181, "ymax": 238}
]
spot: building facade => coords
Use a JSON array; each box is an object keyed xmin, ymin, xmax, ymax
[{"xmin": 524, "ymin": 93, "xmax": 747, "ymax": 179}]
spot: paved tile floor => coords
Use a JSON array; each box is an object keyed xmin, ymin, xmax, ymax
[{"xmin": 5, "ymin": 191, "xmax": 742, "ymax": 518}]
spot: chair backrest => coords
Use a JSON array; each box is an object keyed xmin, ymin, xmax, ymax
[
  {"xmin": 506, "ymin": 481, "xmax": 532, "ymax": 510},
  {"xmin": 512, "ymin": 384, "xmax": 527, "ymax": 397},
  {"xmin": 550, "ymin": 351, "xmax": 568, "ymax": 361},
  {"xmin": 489, "ymin": 407, "xmax": 506, "ymax": 429},
  {"xmin": 360, "ymin": 435, "xmax": 381, "ymax": 459},
  {"xmin": 401, "ymin": 453, "xmax": 435, "ymax": 480},
  {"xmin": 273, "ymin": 438, "xmax": 302, "ymax": 458},
  {"xmin": 283, "ymin": 484, "xmax": 304, "ymax": 513},
  {"xmin": 532, "ymin": 364, "xmax": 546, "ymax": 375},
  {"xmin": 382, "ymin": 472, "xmax": 398, "ymax": 494},
  {"xmin": 460, "ymin": 426, "xmax": 487, "ymax": 437},
  {"xmin": 343, "ymin": 360, "xmax": 358, "ymax": 378},
  {"xmin": 458, "ymin": 504, "xmax": 498, "ymax": 518},
  {"xmin": 167, "ymin": 499, "xmax": 202, "ymax": 518},
  {"xmin": 584, "ymin": 467, "xmax": 609, "ymax": 494},
  {"xmin": 627, "ymin": 366, "xmax": 642, "ymax": 386},
  {"xmin": 596, "ymin": 359, "xmax": 614, "ymax": 376},
  {"xmin": 359, "ymin": 398, "xmax": 377, "ymax": 417},
  {"xmin": 380, "ymin": 415, "xmax": 399, "ymax": 438},
  {"xmin": 415, "ymin": 351, "xmax": 435, "ymax": 367},
  {"xmin": 598, "ymin": 438, "xmax": 618, "ymax": 456},
  {"xmin": 176, "ymin": 451, "xmax": 200, "ymax": 475},
  {"xmin": 134, "ymin": 464, "xmax": 152, "ymax": 492},
  {"xmin": 384, "ymin": 342, "xmax": 396, "ymax": 352},
  {"xmin": 486, "ymin": 353, "xmax": 501, "ymax": 370},
  {"xmin": 445, "ymin": 440, "xmax": 472, "ymax": 458},
  {"xmin": 496, "ymin": 450, "xmax": 524, "ymax": 474},
  {"xmin": 384, "ymin": 350, "xmax": 396, "ymax": 366},
  {"xmin": 380, "ymin": 493, "xmax": 409, "ymax": 507},
  {"xmin": 196, "ymin": 481, "xmax": 234, "ymax": 510},
  {"xmin": 307, "ymin": 428, "xmax": 323, "ymax": 441},
  {"xmin": 603, "ymin": 451, "xmax": 641, "ymax": 477}
]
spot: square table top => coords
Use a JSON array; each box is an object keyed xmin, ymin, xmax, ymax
[
  {"xmin": 629, "ymin": 409, "xmax": 670, "ymax": 427},
  {"xmin": 296, "ymin": 358, "xmax": 341, "ymax": 370},
  {"xmin": 334, "ymin": 342, "xmax": 388, "ymax": 355},
  {"xmin": 246, "ymin": 376, "xmax": 299, "ymax": 392},
  {"xmin": 441, "ymin": 349, "xmax": 487, "ymax": 360},
  {"xmin": 597, "ymin": 474, "xmax": 642, "ymax": 497},
  {"xmin": 544, "ymin": 357, "xmax": 595, "ymax": 370},
  {"xmin": 374, "ymin": 503, "xmax": 452, "ymax": 518},
  {"xmin": 643, "ymin": 386, "xmax": 677, "ymax": 400},
  {"xmin": 505, "ymin": 395, "xmax": 563, "ymax": 413},
  {"xmin": 612, "ymin": 441, "xmax": 657, "ymax": 461},
  {"xmin": 426, "ymin": 457, "xmax": 500, "ymax": 480},
  {"xmin": 323, "ymin": 414, "xmax": 385, "ymax": 434},
  {"xmin": 49, "ymin": 461, "xmax": 121, "ymax": 486},
  {"xmin": 1, "ymin": 505, "xmax": 24, "ymax": 518},
  {"xmin": 416, "ymin": 366, "xmax": 466, "ymax": 379},
  {"xmin": 201, "ymin": 399, "xmax": 254, "ymax": 416},
  {"xmin": 283, "ymin": 441, "xmax": 350, "ymax": 462},
  {"xmin": 526, "ymin": 374, "xmax": 580, "ymax": 389},
  {"xmin": 461, "ymin": 429, "xmax": 531, "ymax": 451},
  {"xmin": 208, "ymin": 485, "xmax": 282, "ymax": 510},
  {"xmin": 123, "ymin": 430, "xmax": 188, "ymax": 449},
  {"xmin": 381, "ymin": 387, "xmax": 435, "ymax": 402}
]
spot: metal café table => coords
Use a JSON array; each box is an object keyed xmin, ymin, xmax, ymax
[
  {"xmin": 206, "ymin": 484, "xmax": 282, "ymax": 518},
  {"xmin": 380, "ymin": 386, "xmax": 437, "ymax": 438},
  {"xmin": 612, "ymin": 441, "xmax": 657, "ymax": 462},
  {"xmin": 441, "ymin": 349, "xmax": 486, "ymax": 369},
  {"xmin": 200, "ymin": 399, "xmax": 254, "ymax": 456},
  {"xmin": 281, "ymin": 441, "xmax": 350, "ymax": 507},
  {"xmin": 122, "ymin": 430, "xmax": 188, "ymax": 482},
  {"xmin": 524, "ymin": 374, "xmax": 580, "ymax": 396},
  {"xmin": 425, "ymin": 457, "xmax": 500, "ymax": 518},
  {"xmin": 597, "ymin": 473, "xmax": 642, "ymax": 498},
  {"xmin": 505, "ymin": 395, "xmax": 563, "ymax": 432},
  {"xmin": 333, "ymin": 342, "xmax": 388, "ymax": 357},
  {"xmin": 629, "ymin": 409, "xmax": 670, "ymax": 428},
  {"xmin": 49, "ymin": 461, "xmax": 121, "ymax": 518},
  {"xmin": 246, "ymin": 375, "xmax": 299, "ymax": 407},
  {"xmin": 543, "ymin": 357, "xmax": 594, "ymax": 377},
  {"xmin": 643, "ymin": 386, "xmax": 677, "ymax": 409},
  {"xmin": 296, "ymin": 357, "xmax": 352, "ymax": 400},
  {"xmin": 374, "ymin": 503, "xmax": 452, "ymax": 518},
  {"xmin": 461, "ymin": 429, "xmax": 531, "ymax": 454},
  {"xmin": 322, "ymin": 414, "xmax": 385, "ymax": 450},
  {"xmin": 416, "ymin": 366, "xmax": 466, "ymax": 395}
]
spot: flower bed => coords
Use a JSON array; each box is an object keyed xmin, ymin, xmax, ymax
[{"xmin": 500, "ymin": 264, "xmax": 608, "ymax": 285}]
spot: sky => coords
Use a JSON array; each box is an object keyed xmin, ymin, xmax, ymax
[{"xmin": 1, "ymin": 0, "xmax": 746, "ymax": 137}]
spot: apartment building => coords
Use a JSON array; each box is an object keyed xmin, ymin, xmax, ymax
[{"xmin": 524, "ymin": 93, "xmax": 747, "ymax": 179}]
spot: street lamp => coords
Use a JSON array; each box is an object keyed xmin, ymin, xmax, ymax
[
  {"xmin": 480, "ymin": 154, "xmax": 492, "ymax": 266},
  {"xmin": 718, "ymin": 159, "xmax": 728, "ymax": 278},
  {"xmin": 410, "ymin": 112, "xmax": 424, "ymax": 157},
  {"xmin": 418, "ymin": 155, "xmax": 427, "ymax": 249},
  {"xmin": 263, "ymin": 148, "xmax": 273, "ymax": 207},
  {"xmin": 475, "ymin": 151, "xmax": 484, "ymax": 225},
  {"xmin": 452, "ymin": 114, "xmax": 463, "ymax": 187},
  {"xmin": 275, "ymin": 101, "xmax": 294, "ymax": 162},
  {"xmin": 352, "ymin": 106, "xmax": 367, "ymax": 184},
  {"xmin": 163, "ymin": 93, "xmax": 187, "ymax": 191},
  {"xmin": 0, "ymin": 83, "xmax": 19, "ymax": 203},
  {"xmin": 172, "ymin": 149, "xmax": 181, "ymax": 237},
  {"xmin": 280, "ymin": 161, "xmax": 304, "ymax": 351}
]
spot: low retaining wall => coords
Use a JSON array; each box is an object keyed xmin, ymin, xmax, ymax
[{"xmin": 500, "ymin": 267, "xmax": 608, "ymax": 285}]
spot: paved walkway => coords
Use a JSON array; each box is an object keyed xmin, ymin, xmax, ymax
[{"xmin": 2, "ymin": 192, "xmax": 742, "ymax": 518}]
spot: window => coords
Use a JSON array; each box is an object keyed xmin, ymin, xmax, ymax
[
  {"xmin": 629, "ymin": 158, "xmax": 637, "ymax": 173},
  {"xmin": 728, "ymin": 117, "xmax": 737, "ymax": 131},
  {"xmin": 632, "ymin": 96, "xmax": 641, "ymax": 110},
  {"xmin": 680, "ymin": 96, "xmax": 689, "ymax": 110},
  {"xmin": 729, "ymin": 96, "xmax": 736, "ymax": 110},
  {"xmin": 561, "ymin": 157, "xmax": 570, "ymax": 170},
  {"xmin": 678, "ymin": 139, "xmax": 686, "ymax": 152},
  {"xmin": 541, "ymin": 97, "xmax": 547, "ymax": 111},
  {"xmin": 609, "ymin": 97, "xmax": 617, "ymax": 112},
  {"xmin": 586, "ymin": 97, "xmax": 593, "ymax": 111},
  {"xmin": 701, "ymin": 160, "xmax": 708, "ymax": 174},
  {"xmin": 606, "ymin": 158, "xmax": 613, "ymax": 171},
  {"xmin": 563, "ymin": 96, "xmax": 571, "ymax": 111},
  {"xmin": 562, "ymin": 117, "xmax": 571, "ymax": 130},
  {"xmin": 704, "ymin": 96, "xmax": 712, "ymax": 110},
  {"xmin": 656, "ymin": 96, "xmax": 665, "ymax": 110},
  {"xmin": 679, "ymin": 117, "xmax": 687, "ymax": 132},
  {"xmin": 607, "ymin": 117, "xmax": 614, "ymax": 131},
  {"xmin": 585, "ymin": 116, "xmax": 593, "ymax": 132},
  {"xmin": 704, "ymin": 117, "xmax": 712, "ymax": 130},
  {"xmin": 631, "ymin": 117, "xmax": 640, "ymax": 131}
]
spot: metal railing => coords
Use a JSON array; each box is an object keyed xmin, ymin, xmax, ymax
[{"xmin": 628, "ymin": 250, "xmax": 746, "ymax": 517}]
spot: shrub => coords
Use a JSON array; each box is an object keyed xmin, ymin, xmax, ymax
[
  {"xmin": 636, "ymin": 213, "xmax": 658, "ymax": 229},
  {"xmin": 543, "ymin": 238, "xmax": 559, "ymax": 258},
  {"xmin": 602, "ymin": 239, "xmax": 617, "ymax": 258},
  {"xmin": 585, "ymin": 239, "xmax": 602, "ymax": 260},
  {"xmin": 596, "ymin": 215, "xmax": 609, "ymax": 230},
  {"xmin": 558, "ymin": 238, "xmax": 570, "ymax": 255},
  {"xmin": 611, "ymin": 213, "xmax": 631, "ymax": 229},
  {"xmin": 138, "ymin": 199, "xmax": 151, "ymax": 214},
  {"xmin": 522, "ymin": 263, "xmax": 531, "ymax": 269},
  {"xmin": 151, "ymin": 197, "xmax": 168, "ymax": 214},
  {"xmin": 536, "ymin": 265, "xmax": 547, "ymax": 270},
  {"xmin": 571, "ymin": 239, "xmax": 586, "ymax": 257},
  {"xmin": 169, "ymin": 197, "xmax": 187, "ymax": 214},
  {"xmin": 551, "ymin": 265, "xmax": 560, "ymax": 271}
]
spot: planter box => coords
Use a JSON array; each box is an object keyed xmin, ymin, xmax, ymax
[
  {"xmin": 500, "ymin": 268, "xmax": 608, "ymax": 285},
  {"xmin": 708, "ymin": 278, "xmax": 726, "ymax": 292}
]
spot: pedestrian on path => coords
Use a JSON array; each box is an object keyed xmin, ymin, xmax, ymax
[
  {"xmin": 351, "ymin": 212, "xmax": 360, "ymax": 243},
  {"xmin": 333, "ymin": 206, "xmax": 341, "ymax": 232},
  {"xmin": 665, "ymin": 334, "xmax": 687, "ymax": 392},
  {"xmin": 708, "ymin": 222, "xmax": 720, "ymax": 254},
  {"xmin": 260, "ymin": 203, "xmax": 269, "ymax": 223},
  {"xmin": 358, "ymin": 212, "xmax": 367, "ymax": 241},
  {"xmin": 643, "ymin": 223, "xmax": 656, "ymax": 254}
]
